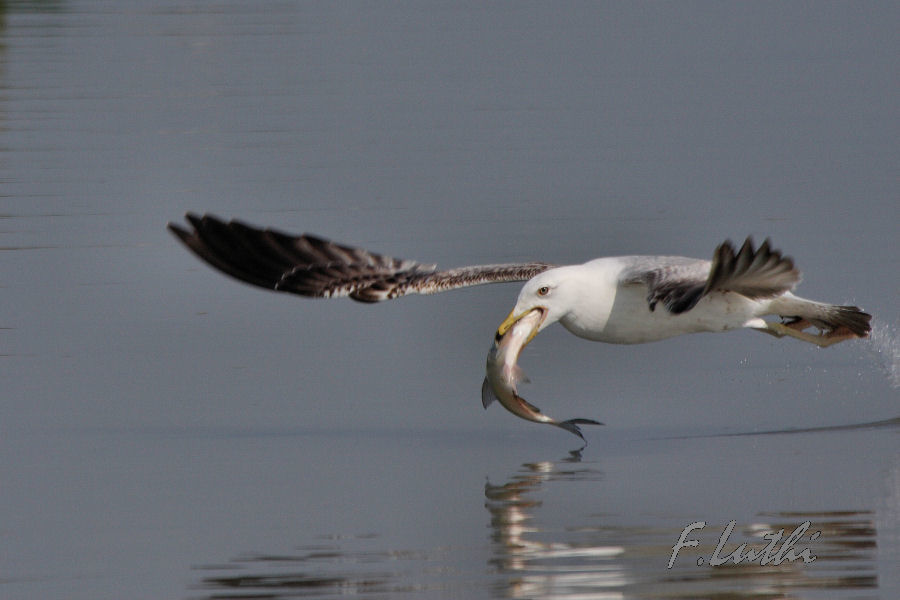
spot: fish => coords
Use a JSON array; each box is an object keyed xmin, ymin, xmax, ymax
[{"xmin": 482, "ymin": 308, "xmax": 603, "ymax": 441}]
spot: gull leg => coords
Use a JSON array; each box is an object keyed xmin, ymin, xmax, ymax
[
  {"xmin": 820, "ymin": 326, "xmax": 862, "ymax": 346},
  {"xmin": 757, "ymin": 321, "xmax": 850, "ymax": 348},
  {"xmin": 783, "ymin": 317, "xmax": 813, "ymax": 331}
]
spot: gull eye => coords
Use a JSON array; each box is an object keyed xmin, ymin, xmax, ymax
[{"xmin": 537, "ymin": 286, "xmax": 550, "ymax": 296}]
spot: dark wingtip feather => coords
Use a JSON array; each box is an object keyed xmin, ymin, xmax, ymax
[
  {"xmin": 166, "ymin": 220, "xmax": 190, "ymax": 240},
  {"xmin": 184, "ymin": 211, "xmax": 204, "ymax": 229}
]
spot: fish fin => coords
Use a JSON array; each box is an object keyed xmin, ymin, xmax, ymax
[
  {"xmin": 512, "ymin": 365, "xmax": 530, "ymax": 384},
  {"xmin": 517, "ymin": 395, "xmax": 544, "ymax": 415},
  {"xmin": 556, "ymin": 418, "xmax": 604, "ymax": 441},
  {"xmin": 505, "ymin": 364, "xmax": 530, "ymax": 385},
  {"xmin": 481, "ymin": 377, "xmax": 497, "ymax": 409}
]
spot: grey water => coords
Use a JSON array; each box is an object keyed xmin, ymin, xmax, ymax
[{"xmin": 1, "ymin": 2, "xmax": 898, "ymax": 599}]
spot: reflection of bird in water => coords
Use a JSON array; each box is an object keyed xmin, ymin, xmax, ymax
[
  {"xmin": 484, "ymin": 457, "xmax": 881, "ymax": 599},
  {"xmin": 169, "ymin": 214, "xmax": 872, "ymax": 434},
  {"xmin": 484, "ymin": 456, "xmax": 626, "ymax": 597}
]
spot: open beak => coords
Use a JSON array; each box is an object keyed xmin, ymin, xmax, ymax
[{"xmin": 496, "ymin": 307, "xmax": 546, "ymax": 346}]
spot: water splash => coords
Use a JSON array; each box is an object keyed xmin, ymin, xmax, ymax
[{"xmin": 868, "ymin": 320, "xmax": 900, "ymax": 389}]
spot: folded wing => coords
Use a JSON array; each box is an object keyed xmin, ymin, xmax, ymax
[{"xmin": 627, "ymin": 237, "xmax": 800, "ymax": 314}]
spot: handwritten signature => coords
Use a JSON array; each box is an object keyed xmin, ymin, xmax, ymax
[{"xmin": 667, "ymin": 520, "xmax": 820, "ymax": 568}]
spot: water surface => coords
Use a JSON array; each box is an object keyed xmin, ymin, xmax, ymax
[{"xmin": 1, "ymin": 2, "xmax": 898, "ymax": 599}]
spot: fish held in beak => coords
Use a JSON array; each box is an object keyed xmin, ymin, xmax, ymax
[
  {"xmin": 496, "ymin": 306, "xmax": 544, "ymax": 341},
  {"xmin": 483, "ymin": 308, "xmax": 602, "ymax": 442}
]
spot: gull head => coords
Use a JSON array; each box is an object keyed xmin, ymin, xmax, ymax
[{"xmin": 496, "ymin": 268, "xmax": 574, "ymax": 344}]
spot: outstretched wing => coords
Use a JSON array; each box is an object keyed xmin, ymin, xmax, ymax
[
  {"xmin": 167, "ymin": 213, "xmax": 554, "ymax": 303},
  {"xmin": 624, "ymin": 237, "xmax": 800, "ymax": 314}
]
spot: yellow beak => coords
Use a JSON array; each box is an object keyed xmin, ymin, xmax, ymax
[
  {"xmin": 497, "ymin": 309, "xmax": 521, "ymax": 337},
  {"xmin": 496, "ymin": 307, "xmax": 545, "ymax": 345}
]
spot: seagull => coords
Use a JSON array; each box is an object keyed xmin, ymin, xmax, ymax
[{"xmin": 168, "ymin": 213, "xmax": 871, "ymax": 351}]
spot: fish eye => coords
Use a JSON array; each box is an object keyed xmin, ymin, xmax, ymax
[{"xmin": 537, "ymin": 286, "xmax": 550, "ymax": 296}]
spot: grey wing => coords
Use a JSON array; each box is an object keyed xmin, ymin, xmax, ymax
[
  {"xmin": 167, "ymin": 213, "xmax": 553, "ymax": 303},
  {"xmin": 624, "ymin": 237, "xmax": 800, "ymax": 314}
]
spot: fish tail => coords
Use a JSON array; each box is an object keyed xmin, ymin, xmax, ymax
[{"xmin": 555, "ymin": 418, "xmax": 604, "ymax": 441}]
